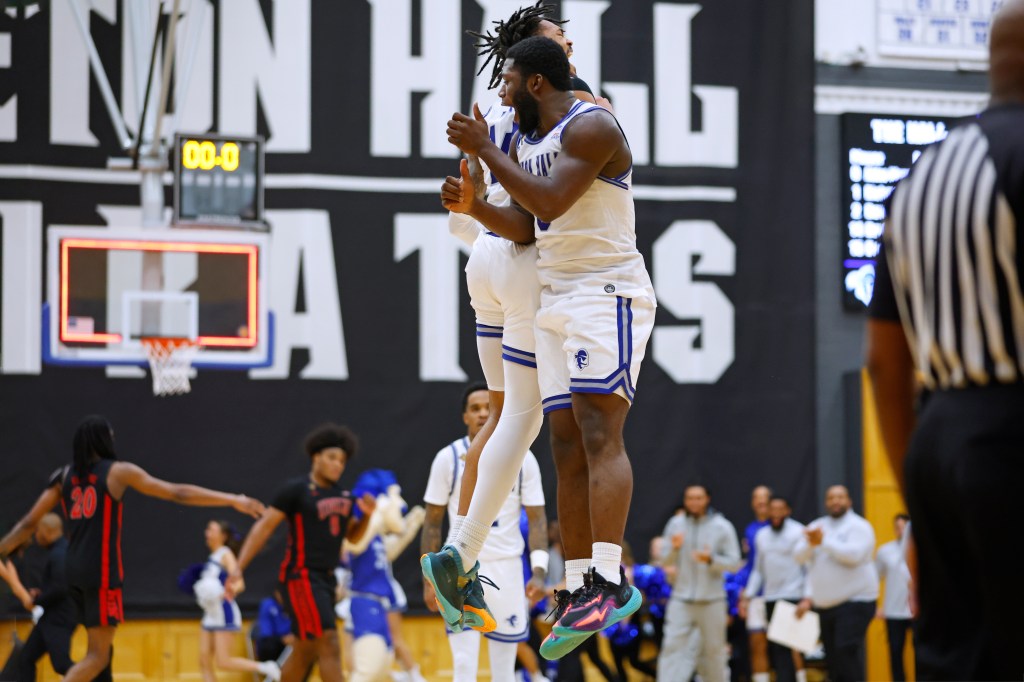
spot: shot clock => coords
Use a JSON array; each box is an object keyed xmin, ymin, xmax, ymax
[{"xmin": 173, "ymin": 133, "xmax": 265, "ymax": 229}]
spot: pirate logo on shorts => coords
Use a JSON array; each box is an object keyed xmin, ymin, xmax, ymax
[{"xmin": 575, "ymin": 348, "xmax": 590, "ymax": 370}]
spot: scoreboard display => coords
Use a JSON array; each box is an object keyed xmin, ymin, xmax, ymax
[
  {"xmin": 173, "ymin": 133, "xmax": 265, "ymax": 229},
  {"xmin": 840, "ymin": 112, "xmax": 962, "ymax": 310},
  {"xmin": 877, "ymin": 0, "xmax": 1002, "ymax": 61}
]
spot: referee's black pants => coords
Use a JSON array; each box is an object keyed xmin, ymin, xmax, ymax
[{"xmin": 905, "ymin": 385, "xmax": 1024, "ymax": 681}]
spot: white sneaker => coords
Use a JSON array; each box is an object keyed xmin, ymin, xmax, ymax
[
  {"xmin": 258, "ymin": 660, "xmax": 282, "ymax": 682},
  {"xmin": 409, "ymin": 666, "xmax": 428, "ymax": 682}
]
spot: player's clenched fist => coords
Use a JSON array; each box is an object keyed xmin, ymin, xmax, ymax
[{"xmin": 446, "ymin": 103, "xmax": 490, "ymax": 155}]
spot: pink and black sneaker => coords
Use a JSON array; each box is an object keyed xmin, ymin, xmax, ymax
[{"xmin": 552, "ymin": 567, "xmax": 642, "ymax": 637}]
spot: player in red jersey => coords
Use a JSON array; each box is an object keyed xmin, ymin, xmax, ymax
[
  {"xmin": 0, "ymin": 415, "xmax": 265, "ymax": 681},
  {"xmin": 228, "ymin": 423, "xmax": 375, "ymax": 682}
]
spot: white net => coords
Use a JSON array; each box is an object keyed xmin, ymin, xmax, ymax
[{"xmin": 142, "ymin": 338, "xmax": 200, "ymax": 396}]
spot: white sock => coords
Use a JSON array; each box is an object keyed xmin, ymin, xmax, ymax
[
  {"xmin": 565, "ymin": 559, "xmax": 590, "ymax": 592},
  {"xmin": 454, "ymin": 516, "xmax": 490, "ymax": 572},
  {"xmin": 591, "ymin": 542, "xmax": 622, "ymax": 584},
  {"xmin": 487, "ymin": 639, "xmax": 518, "ymax": 682},
  {"xmin": 796, "ymin": 670, "xmax": 807, "ymax": 682},
  {"xmin": 446, "ymin": 515, "xmax": 465, "ymax": 546},
  {"xmin": 753, "ymin": 673, "xmax": 770, "ymax": 682}
]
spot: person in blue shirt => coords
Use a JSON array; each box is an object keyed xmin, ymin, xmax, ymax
[
  {"xmin": 255, "ymin": 590, "xmax": 294, "ymax": 662},
  {"xmin": 727, "ymin": 486, "xmax": 771, "ymax": 682}
]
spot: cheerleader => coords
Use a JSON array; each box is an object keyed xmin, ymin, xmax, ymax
[{"xmin": 196, "ymin": 520, "xmax": 281, "ymax": 682}]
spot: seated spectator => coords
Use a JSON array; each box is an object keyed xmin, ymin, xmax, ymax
[{"xmin": 255, "ymin": 590, "xmax": 294, "ymax": 662}]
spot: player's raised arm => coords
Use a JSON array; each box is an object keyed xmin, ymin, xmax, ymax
[
  {"xmin": 0, "ymin": 479, "xmax": 62, "ymax": 558},
  {"xmin": 108, "ymin": 462, "xmax": 265, "ymax": 517}
]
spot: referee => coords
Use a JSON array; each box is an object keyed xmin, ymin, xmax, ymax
[{"xmin": 866, "ymin": 1, "xmax": 1024, "ymax": 678}]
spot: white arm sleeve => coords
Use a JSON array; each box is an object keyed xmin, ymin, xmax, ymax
[{"xmin": 448, "ymin": 212, "xmax": 484, "ymax": 249}]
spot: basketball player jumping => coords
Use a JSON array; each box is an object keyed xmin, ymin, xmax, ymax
[
  {"xmin": 422, "ymin": 2, "xmax": 603, "ymax": 644},
  {"xmin": 435, "ymin": 36, "xmax": 657, "ymax": 658},
  {"xmin": 227, "ymin": 423, "xmax": 374, "ymax": 682},
  {"xmin": 0, "ymin": 415, "xmax": 266, "ymax": 681}
]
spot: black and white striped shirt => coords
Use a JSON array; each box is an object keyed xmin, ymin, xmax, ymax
[{"xmin": 871, "ymin": 104, "xmax": 1024, "ymax": 390}]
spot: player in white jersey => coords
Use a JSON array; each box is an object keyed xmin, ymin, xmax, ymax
[
  {"xmin": 441, "ymin": 36, "xmax": 655, "ymax": 658},
  {"xmin": 420, "ymin": 384, "xmax": 549, "ymax": 682},
  {"xmin": 424, "ymin": 1, "xmax": 602, "ymax": 640}
]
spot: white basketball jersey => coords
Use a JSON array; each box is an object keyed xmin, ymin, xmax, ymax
[
  {"xmin": 480, "ymin": 100, "xmax": 517, "ymax": 208},
  {"xmin": 515, "ymin": 99, "xmax": 655, "ymax": 301},
  {"xmin": 422, "ymin": 436, "xmax": 545, "ymax": 562}
]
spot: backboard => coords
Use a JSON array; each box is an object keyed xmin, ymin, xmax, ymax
[{"xmin": 43, "ymin": 227, "xmax": 272, "ymax": 369}]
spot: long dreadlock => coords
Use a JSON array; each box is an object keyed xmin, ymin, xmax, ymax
[{"xmin": 468, "ymin": 1, "xmax": 568, "ymax": 90}]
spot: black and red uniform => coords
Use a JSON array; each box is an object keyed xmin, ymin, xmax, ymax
[
  {"xmin": 50, "ymin": 459, "xmax": 124, "ymax": 628},
  {"xmin": 271, "ymin": 476, "xmax": 354, "ymax": 639}
]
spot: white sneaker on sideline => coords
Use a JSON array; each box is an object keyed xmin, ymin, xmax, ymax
[{"xmin": 258, "ymin": 660, "xmax": 281, "ymax": 682}]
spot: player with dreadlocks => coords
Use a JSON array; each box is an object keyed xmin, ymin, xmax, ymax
[
  {"xmin": 469, "ymin": 1, "xmax": 594, "ymax": 92},
  {"xmin": 437, "ymin": 21, "xmax": 656, "ymax": 661},
  {"xmin": 420, "ymin": 0, "xmax": 605, "ymax": 667}
]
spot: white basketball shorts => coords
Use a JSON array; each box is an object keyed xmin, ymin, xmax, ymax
[
  {"xmin": 535, "ymin": 294, "xmax": 656, "ymax": 413},
  {"xmin": 466, "ymin": 235, "xmax": 542, "ymax": 373}
]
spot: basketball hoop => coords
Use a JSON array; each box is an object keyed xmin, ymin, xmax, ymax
[{"xmin": 141, "ymin": 338, "xmax": 200, "ymax": 396}]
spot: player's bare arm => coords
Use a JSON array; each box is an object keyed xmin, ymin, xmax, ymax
[
  {"xmin": 419, "ymin": 503, "xmax": 447, "ymax": 612},
  {"xmin": 227, "ymin": 505, "xmax": 286, "ymax": 598},
  {"xmin": 450, "ymin": 104, "xmax": 625, "ymax": 222},
  {"xmin": 0, "ymin": 485, "xmax": 61, "ymax": 557},
  {"xmin": 108, "ymin": 461, "xmax": 265, "ymax": 517},
  {"xmin": 0, "ymin": 557, "xmax": 35, "ymax": 610},
  {"xmin": 524, "ymin": 505, "xmax": 548, "ymax": 604},
  {"xmin": 344, "ymin": 493, "xmax": 377, "ymax": 543}
]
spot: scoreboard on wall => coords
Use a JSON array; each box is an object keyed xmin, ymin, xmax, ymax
[
  {"xmin": 877, "ymin": 0, "xmax": 1003, "ymax": 61},
  {"xmin": 840, "ymin": 113, "xmax": 964, "ymax": 310},
  {"xmin": 173, "ymin": 133, "xmax": 265, "ymax": 229}
]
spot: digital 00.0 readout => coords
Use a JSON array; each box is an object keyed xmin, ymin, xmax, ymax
[
  {"xmin": 181, "ymin": 139, "xmax": 241, "ymax": 172},
  {"xmin": 840, "ymin": 113, "xmax": 958, "ymax": 310},
  {"xmin": 173, "ymin": 133, "xmax": 264, "ymax": 228}
]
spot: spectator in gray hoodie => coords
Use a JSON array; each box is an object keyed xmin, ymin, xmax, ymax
[{"xmin": 656, "ymin": 484, "xmax": 742, "ymax": 682}]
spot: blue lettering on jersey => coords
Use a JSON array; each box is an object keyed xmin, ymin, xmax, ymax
[{"xmin": 519, "ymin": 152, "xmax": 559, "ymax": 179}]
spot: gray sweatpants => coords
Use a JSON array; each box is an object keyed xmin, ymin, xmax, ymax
[{"xmin": 656, "ymin": 598, "xmax": 729, "ymax": 682}]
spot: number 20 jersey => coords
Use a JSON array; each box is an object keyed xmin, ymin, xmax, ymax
[{"xmin": 52, "ymin": 458, "xmax": 123, "ymax": 590}]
